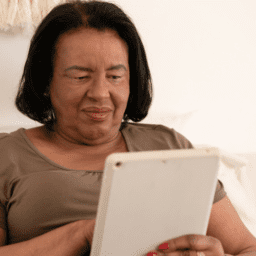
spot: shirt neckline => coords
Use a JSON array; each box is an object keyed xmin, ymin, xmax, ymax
[{"xmin": 18, "ymin": 127, "xmax": 131, "ymax": 173}]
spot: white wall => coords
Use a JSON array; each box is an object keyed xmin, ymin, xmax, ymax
[
  {"xmin": 1, "ymin": 0, "xmax": 256, "ymax": 154},
  {"xmin": 114, "ymin": 0, "xmax": 256, "ymax": 154}
]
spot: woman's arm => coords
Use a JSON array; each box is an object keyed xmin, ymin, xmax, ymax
[
  {"xmin": 0, "ymin": 219, "xmax": 91, "ymax": 256},
  {"xmin": 207, "ymin": 195, "xmax": 256, "ymax": 255}
]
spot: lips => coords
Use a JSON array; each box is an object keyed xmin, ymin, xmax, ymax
[
  {"xmin": 83, "ymin": 107, "xmax": 112, "ymax": 113},
  {"xmin": 83, "ymin": 110, "xmax": 111, "ymax": 121}
]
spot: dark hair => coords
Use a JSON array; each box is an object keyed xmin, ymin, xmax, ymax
[{"xmin": 15, "ymin": 0, "xmax": 153, "ymax": 131}]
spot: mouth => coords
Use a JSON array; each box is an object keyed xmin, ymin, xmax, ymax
[
  {"xmin": 86, "ymin": 111, "xmax": 109, "ymax": 113},
  {"xmin": 83, "ymin": 110, "xmax": 111, "ymax": 121},
  {"xmin": 83, "ymin": 107, "xmax": 112, "ymax": 113}
]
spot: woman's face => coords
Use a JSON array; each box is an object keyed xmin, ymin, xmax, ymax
[{"xmin": 49, "ymin": 28, "xmax": 130, "ymax": 146}]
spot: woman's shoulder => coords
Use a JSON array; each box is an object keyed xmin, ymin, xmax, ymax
[
  {"xmin": 122, "ymin": 122, "xmax": 194, "ymax": 150},
  {"xmin": 0, "ymin": 128, "xmax": 25, "ymax": 141},
  {"xmin": 0, "ymin": 132, "xmax": 9, "ymax": 140},
  {"xmin": 123, "ymin": 122, "xmax": 174, "ymax": 132},
  {"xmin": 0, "ymin": 128, "xmax": 32, "ymax": 155},
  {"xmin": 0, "ymin": 129, "xmax": 20, "ymax": 142}
]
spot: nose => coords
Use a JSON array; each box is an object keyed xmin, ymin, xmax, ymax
[{"xmin": 86, "ymin": 74, "xmax": 110, "ymax": 100}]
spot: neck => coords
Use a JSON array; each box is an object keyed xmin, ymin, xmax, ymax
[{"xmin": 42, "ymin": 125, "xmax": 124, "ymax": 155}]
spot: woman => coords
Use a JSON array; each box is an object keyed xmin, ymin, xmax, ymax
[{"xmin": 0, "ymin": 0, "xmax": 255, "ymax": 255}]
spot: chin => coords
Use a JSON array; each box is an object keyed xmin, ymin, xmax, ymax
[{"xmin": 77, "ymin": 121, "xmax": 119, "ymax": 139}]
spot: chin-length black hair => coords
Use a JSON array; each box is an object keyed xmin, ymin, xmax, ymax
[{"xmin": 15, "ymin": 0, "xmax": 153, "ymax": 131}]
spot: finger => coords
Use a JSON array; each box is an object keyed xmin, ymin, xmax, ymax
[
  {"xmin": 158, "ymin": 234, "xmax": 215, "ymax": 253},
  {"xmin": 169, "ymin": 251, "xmax": 199, "ymax": 256},
  {"xmin": 147, "ymin": 250, "xmax": 199, "ymax": 256}
]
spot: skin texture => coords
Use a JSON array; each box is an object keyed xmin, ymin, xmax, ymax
[{"xmin": 48, "ymin": 28, "xmax": 130, "ymax": 154}]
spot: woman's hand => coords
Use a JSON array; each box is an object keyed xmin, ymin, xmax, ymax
[{"xmin": 147, "ymin": 234, "xmax": 225, "ymax": 256}]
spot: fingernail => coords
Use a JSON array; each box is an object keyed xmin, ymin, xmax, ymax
[
  {"xmin": 147, "ymin": 252, "xmax": 157, "ymax": 256},
  {"xmin": 158, "ymin": 242, "xmax": 169, "ymax": 250}
]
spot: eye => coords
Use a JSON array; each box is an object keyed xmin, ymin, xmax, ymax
[
  {"xmin": 71, "ymin": 75, "xmax": 121, "ymax": 81},
  {"xmin": 110, "ymin": 76, "xmax": 121, "ymax": 80},
  {"xmin": 75, "ymin": 76, "xmax": 90, "ymax": 80}
]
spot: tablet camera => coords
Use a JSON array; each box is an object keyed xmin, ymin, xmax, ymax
[{"xmin": 115, "ymin": 161, "xmax": 122, "ymax": 167}]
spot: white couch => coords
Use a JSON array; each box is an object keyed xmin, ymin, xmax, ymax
[{"xmin": 195, "ymin": 144, "xmax": 256, "ymax": 239}]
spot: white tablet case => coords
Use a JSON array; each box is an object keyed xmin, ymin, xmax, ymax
[{"xmin": 90, "ymin": 148, "xmax": 220, "ymax": 256}]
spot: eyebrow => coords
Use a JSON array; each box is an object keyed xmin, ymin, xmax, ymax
[{"xmin": 64, "ymin": 64, "xmax": 127, "ymax": 72}]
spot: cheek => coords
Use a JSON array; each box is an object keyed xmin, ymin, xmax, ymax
[
  {"xmin": 51, "ymin": 86, "xmax": 80, "ymax": 110},
  {"xmin": 119, "ymin": 82, "xmax": 130, "ymax": 100},
  {"xmin": 115, "ymin": 87, "xmax": 130, "ymax": 108},
  {"xmin": 124, "ymin": 87, "xmax": 130, "ymax": 105}
]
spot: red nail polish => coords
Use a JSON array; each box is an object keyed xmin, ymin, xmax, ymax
[
  {"xmin": 147, "ymin": 252, "xmax": 157, "ymax": 256},
  {"xmin": 159, "ymin": 242, "xmax": 169, "ymax": 250}
]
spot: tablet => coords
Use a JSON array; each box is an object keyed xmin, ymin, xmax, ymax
[{"xmin": 90, "ymin": 147, "xmax": 220, "ymax": 256}]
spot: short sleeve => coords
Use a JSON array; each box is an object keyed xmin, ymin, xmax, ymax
[
  {"xmin": 154, "ymin": 125, "xmax": 195, "ymax": 150},
  {"xmin": 171, "ymin": 129, "xmax": 194, "ymax": 149},
  {"xmin": 170, "ymin": 129, "xmax": 227, "ymax": 204},
  {"xmin": 162, "ymin": 128, "xmax": 227, "ymax": 204},
  {"xmin": 213, "ymin": 180, "xmax": 227, "ymax": 204}
]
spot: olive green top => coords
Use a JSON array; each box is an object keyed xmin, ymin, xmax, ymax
[{"xmin": 0, "ymin": 122, "xmax": 226, "ymax": 245}]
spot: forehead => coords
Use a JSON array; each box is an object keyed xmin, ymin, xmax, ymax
[{"xmin": 55, "ymin": 28, "xmax": 128, "ymax": 61}]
